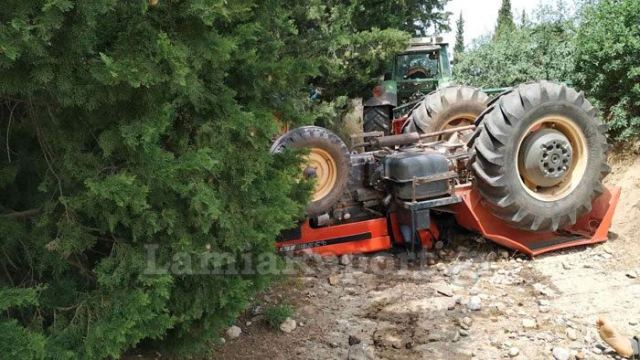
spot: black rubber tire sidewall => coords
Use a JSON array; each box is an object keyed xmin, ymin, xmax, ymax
[{"xmin": 495, "ymin": 102, "xmax": 605, "ymax": 221}]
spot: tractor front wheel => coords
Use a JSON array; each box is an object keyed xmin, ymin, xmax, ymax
[{"xmin": 469, "ymin": 81, "xmax": 610, "ymax": 232}]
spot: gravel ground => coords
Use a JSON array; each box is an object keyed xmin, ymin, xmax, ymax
[{"xmin": 213, "ymin": 153, "xmax": 640, "ymax": 360}]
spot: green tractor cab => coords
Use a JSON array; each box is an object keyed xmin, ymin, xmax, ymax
[{"xmin": 363, "ymin": 37, "xmax": 453, "ymax": 134}]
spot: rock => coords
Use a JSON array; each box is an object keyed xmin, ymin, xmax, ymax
[
  {"xmin": 245, "ymin": 321, "xmax": 252, "ymax": 326},
  {"xmin": 522, "ymin": 318, "xmax": 537, "ymax": 329},
  {"xmin": 446, "ymin": 265, "xmax": 461, "ymax": 277},
  {"xmin": 370, "ymin": 255, "xmax": 394, "ymax": 271},
  {"xmin": 566, "ymin": 328, "xmax": 578, "ymax": 341},
  {"xmin": 626, "ymin": 271, "xmax": 638, "ymax": 279},
  {"xmin": 508, "ymin": 347, "xmax": 520, "ymax": 357},
  {"xmin": 279, "ymin": 317, "xmax": 297, "ymax": 333},
  {"xmin": 500, "ymin": 250, "xmax": 510, "ymax": 259},
  {"xmin": 328, "ymin": 274, "xmax": 340, "ymax": 286},
  {"xmin": 533, "ymin": 283, "xmax": 556, "ymax": 297},
  {"xmin": 432, "ymin": 282, "xmax": 454, "ymax": 297},
  {"xmin": 467, "ymin": 296, "xmax": 482, "ymax": 311},
  {"xmin": 348, "ymin": 343, "xmax": 375, "ymax": 360},
  {"xmin": 552, "ymin": 346, "xmax": 570, "ymax": 360},
  {"xmin": 251, "ymin": 304, "xmax": 263, "ymax": 316},
  {"xmin": 218, "ymin": 337, "xmax": 226, "ymax": 345},
  {"xmin": 298, "ymin": 304, "xmax": 315, "ymax": 319},
  {"xmin": 630, "ymin": 320, "xmax": 639, "ymax": 326},
  {"xmin": 340, "ymin": 254, "xmax": 352, "ymax": 266},
  {"xmin": 459, "ymin": 329, "xmax": 470, "ymax": 337},
  {"xmin": 562, "ymin": 262, "xmax": 572, "ymax": 270},
  {"xmin": 538, "ymin": 299, "xmax": 550, "ymax": 306},
  {"xmin": 461, "ymin": 317, "xmax": 473, "ymax": 328},
  {"xmin": 226, "ymin": 325, "xmax": 242, "ymax": 339},
  {"xmin": 539, "ymin": 306, "xmax": 550, "ymax": 313},
  {"xmin": 575, "ymin": 350, "xmax": 586, "ymax": 359},
  {"xmin": 349, "ymin": 335, "xmax": 361, "ymax": 346}
]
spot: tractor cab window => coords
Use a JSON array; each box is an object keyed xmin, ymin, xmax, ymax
[{"xmin": 395, "ymin": 51, "xmax": 439, "ymax": 80}]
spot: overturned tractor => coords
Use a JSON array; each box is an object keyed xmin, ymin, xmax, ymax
[{"xmin": 272, "ymin": 81, "xmax": 619, "ymax": 257}]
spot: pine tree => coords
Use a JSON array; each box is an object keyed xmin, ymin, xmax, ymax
[
  {"xmin": 495, "ymin": 0, "xmax": 516, "ymax": 37},
  {"xmin": 454, "ymin": 12, "xmax": 465, "ymax": 62}
]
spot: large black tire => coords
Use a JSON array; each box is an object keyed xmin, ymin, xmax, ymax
[
  {"xmin": 270, "ymin": 126, "xmax": 350, "ymax": 216},
  {"xmin": 403, "ymin": 86, "xmax": 489, "ymax": 135},
  {"xmin": 363, "ymin": 105, "xmax": 392, "ymax": 135},
  {"xmin": 469, "ymin": 81, "xmax": 610, "ymax": 232}
]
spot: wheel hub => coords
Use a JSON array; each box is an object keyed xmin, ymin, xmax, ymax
[{"xmin": 520, "ymin": 128, "xmax": 573, "ymax": 188}]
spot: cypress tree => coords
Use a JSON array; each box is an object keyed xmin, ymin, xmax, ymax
[
  {"xmin": 495, "ymin": 0, "xmax": 516, "ymax": 37},
  {"xmin": 454, "ymin": 12, "xmax": 465, "ymax": 62}
]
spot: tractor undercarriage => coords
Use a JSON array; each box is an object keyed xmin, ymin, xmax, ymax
[{"xmin": 272, "ymin": 81, "xmax": 619, "ymax": 258}]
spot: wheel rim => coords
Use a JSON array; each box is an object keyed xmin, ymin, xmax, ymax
[
  {"xmin": 516, "ymin": 116, "xmax": 588, "ymax": 202},
  {"xmin": 438, "ymin": 113, "xmax": 476, "ymax": 140},
  {"xmin": 304, "ymin": 148, "xmax": 338, "ymax": 202}
]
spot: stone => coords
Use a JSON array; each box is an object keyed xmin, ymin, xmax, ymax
[
  {"xmin": 467, "ymin": 296, "xmax": 482, "ymax": 311},
  {"xmin": 500, "ymin": 250, "xmax": 510, "ymax": 259},
  {"xmin": 522, "ymin": 319, "xmax": 537, "ymax": 329},
  {"xmin": 461, "ymin": 317, "xmax": 473, "ymax": 328},
  {"xmin": 348, "ymin": 343, "xmax": 375, "ymax": 360},
  {"xmin": 626, "ymin": 271, "xmax": 638, "ymax": 279},
  {"xmin": 459, "ymin": 329, "xmax": 470, "ymax": 337},
  {"xmin": 349, "ymin": 335, "xmax": 361, "ymax": 346},
  {"xmin": 279, "ymin": 317, "xmax": 297, "ymax": 333},
  {"xmin": 552, "ymin": 346, "xmax": 570, "ymax": 360},
  {"xmin": 328, "ymin": 274, "xmax": 340, "ymax": 286},
  {"xmin": 533, "ymin": 283, "xmax": 556, "ymax": 297},
  {"xmin": 508, "ymin": 347, "xmax": 520, "ymax": 357},
  {"xmin": 226, "ymin": 325, "xmax": 242, "ymax": 339},
  {"xmin": 218, "ymin": 337, "xmax": 226, "ymax": 345},
  {"xmin": 340, "ymin": 254, "xmax": 352, "ymax": 266},
  {"xmin": 566, "ymin": 328, "xmax": 578, "ymax": 341},
  {"xmin": 432, "ymin": 282, "xmax": 454, "ymax": 297},
  {"xmin": 538, "ymin": 299, "xmax": 550, "ymax": 306}
]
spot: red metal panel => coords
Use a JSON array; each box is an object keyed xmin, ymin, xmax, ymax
[
  {"xmin": 276, "ymin": 217, "xmax": 392, "ymax": 256},
  {"xmin": 450, "ymin": 185, "xmax": 621, "ymax": 257}
]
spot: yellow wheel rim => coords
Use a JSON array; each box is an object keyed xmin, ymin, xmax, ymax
[
  {"xmin": 304, "ymin": 148, "xmax": 338, "ymax": 202},
  {"xmin": 516, "ymin": 116, "xmax": 588, "ymax": 202},
  {"xmin": 438, "ymin": 113, "xmax": 477, "ymax": 140}
]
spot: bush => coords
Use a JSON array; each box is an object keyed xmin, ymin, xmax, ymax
[
  {"xmin": 0, "ymin": 1, "xmax": 309, "ymax": 358},
  {"xmin": 454, "ymin": 2, "xmax": 575, "ymax": 88},
  {"xmin": 573, "ymin": 0, "xmax": 640, "ymax": 140},
  {"xmin": 264, "ymin": 304, "xmax": 294, "ymax": 329}
]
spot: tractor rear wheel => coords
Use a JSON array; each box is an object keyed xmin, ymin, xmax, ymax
[
  {"xmin": 403, "ymin": 86, "xmax": 489, "ymax": 140},
  {"xmin": 270, "ymin": 126, "xmax": 350, "ymax": 216},
  {"xmin": 363, "ymin": 105, "xmax": 392, "ymax": 135},
  {"xmin": 469, "ymin": 81, "xmax": 610, "ymax": 232}
]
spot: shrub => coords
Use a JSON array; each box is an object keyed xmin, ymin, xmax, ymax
[
  {"xmin": 264, "ymin": 304, "xmax": 294, "ymax": 329},
  {"xmin": 573, "ymin": 0, "xmax": 640, "ymax": 140}
]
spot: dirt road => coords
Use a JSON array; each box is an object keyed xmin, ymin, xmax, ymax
[{"xmin": 215, "ymin": 153, "xmax": 640, "ymax": 360}]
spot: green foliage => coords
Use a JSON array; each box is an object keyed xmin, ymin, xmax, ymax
[
  {"xmin": 264, "ymin": 304, "xmax": 294, "ymax": 329},
  {"xmin": 0, "ymin": 1, "xmax": 309, "ymax": 358},
  {"xmin": 454, "ymin": 12, "xmax": 465, "ymax": 62},
  {"xmin": 454, "ymin": 2, "xmax": 575, "ymax": 88},
  {"xmin": 0, "ymin": 0, "xmax": 450, "ymax": 358},
  {"xmin": 495, "ymin": 0, "xmax": 515, "ymax": 37},
  {"xmin": 573, "ymin": 0, "xmax": 640, "ymax": 140}
]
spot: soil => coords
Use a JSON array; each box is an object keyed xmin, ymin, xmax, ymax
[{"xmin": 214, "ymin": 152, "xmax": 640, "ymax": 360}]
